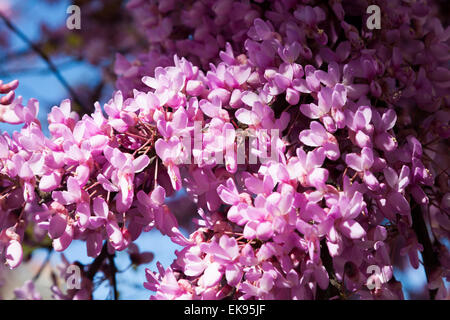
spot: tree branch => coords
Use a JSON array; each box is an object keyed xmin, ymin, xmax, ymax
[
  {"xmin": 86, "ymin": 243, "xmax": 109, "ymax": 280},
  {"xmin": 0, "ymin": 12, "xmax": 91, "ymax": 113},
  {"xmin": 411, "ymin": 202, "xmax": 440, "ymax": 299},
  {"xmin": 108, "ymin": 253, "xmax": 118, "ymax": 300},
  {"xmin": 316, "ymin": 239, "xmax": 341, "ymax": 300}
]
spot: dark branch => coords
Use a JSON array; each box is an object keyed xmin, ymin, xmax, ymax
[
  {"xmin": 86, "ymin": 243, "xmax": 109, "ymax": 280},
  {"xmin": 411, "ymin": 202, "xmax": 440, "ymax": 299},
  {"xmin": 108, "ymin": 253, "xmax": 119, "ymax": 300},
  {"xmin": 0, "ymin": 12, "xmax": 91, "ymax": 113},
  {"xmin": 316, "ymin": 239, "xmax": 341, "ymax": 300}
]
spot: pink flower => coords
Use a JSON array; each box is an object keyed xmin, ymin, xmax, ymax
[
  {"xmin": 5, "ymin": 240, "xmax": 23, "ymax": 269},
  {"xmin": 144, "ymin": 263, "xmax": 194, "ymax": 300},
  {"xmin": 299, "ymin": 121, "xmax": 340, "ymax": 160},
  {"xmin": 155, "ymin": 136, "xmax": 183, "ymax": 191},
  {"xmin": 289, "ymin": 147, "xmax": 328, "ymax": 189},
  {"xmin": 88, "ymin": 197, "xmax": 126, "ymax": 252}
]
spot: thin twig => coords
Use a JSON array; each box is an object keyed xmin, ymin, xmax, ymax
[
  {"xmin": 0, "ymin": 59, "xmax": 79, "ymax": 77},
  {"xmin": 32, "ymin": 249, "xmax": 52, "ymax": 281},
  {"xmin": 154, "ymin": 157, "xmax": 159, "ymax": 189}
]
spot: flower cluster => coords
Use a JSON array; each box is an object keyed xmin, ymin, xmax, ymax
[{"xmin": 0, "ymin": 0, "xmax": 448, "ymax": 300}]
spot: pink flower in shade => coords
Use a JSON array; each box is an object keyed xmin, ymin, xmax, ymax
[
  {"xmin": 372, "ymin": 108, "xmax": 398, "ymax": 152},
  {"xmin": 301, "ymin": 260, "xmax": 330, "ymax": 291},
  {"xmin": 128, "ymin": 243, "xmax": 154, "ymax": 266},
  {"xmin": 156, "ymin": 105, "xmax": 189, "ymax": 139},
  {"xmin": 345, "ymin": 147, "xmax": 380, "ymax": 191},
  {"xmin": 299, "ymin": 85, "xmax": 339, "ymax": 132},
  {"xmin": 314, "ymin": 62, "xmax": 342, "ymax": 89},
  {"xmin": 264, "ymin": 45, "xmax": 304, "ymax": 105},
  {"xmin": 137, "ymin": 185, "xmax": 191, "ymax": 247},
  {"xmin": 138, "ymin": 186, "xmax": 173, "ymax": 233},
  {"xmin": 184, "ymin": 167, "xmax": 222, "ymax": 212},
  {"xmin": 142, "ymin": 65, "xmax": 187, "ymax": 109},
  {"xmin": 0, "ymin": 96, "xmax": 39, "ymax": 125},
  {"xmin": 88, "ymin": 197, "xmax": 126, "ymax": 252},
  {"xmin": 292, "ymin": 65, "xmax": 319, "ymax": 94},
  {"xmin": 5, "ymin": 240, "xmax": 23, "ymax": 269},
  {"xmin": 36, "ymin": 201, "xmax": 75, "ymax": 251},
  {"xmin": 146, "ymin": 17, "xmax": 173, "ymax": 43},
  {"xmin": 294, "ymin": 5, "xmax": 326, "ymax": 28},
  {"xmin": 379, "ymin": 165, "xmax": 411, "ymax": 223},
  {"xmin": 52, "ymin": 177, "xmax": 88, "ymax": 206},
  {"xmin": 326, "ymin": 192, "xmax": 367, "ymax": 256},
  {"xmin": 319, "ymin": 41, "xmax": 351, "ymax": 64},
  {"xmin": 427, "ymin": 271, "xmax": 450, "ymax": 300},
  {"xmin": 199, "ymin": 97, "xmax": 229, "ymax": 122},
  {"xmin": 299, "ymin": 121, "xmax": 340, "ymax": 160},
  {"xmin": 400, "ymin": 232, "xmax": 424, "ymax": 269},
  {"xmin": 346, "ymin": 104, "xmax": 374, "ymax": 148},
  {"xmin": 248, "ymin": 18, "xmax": 275, "ymax": 42},
  {"xmin": 200, "ymin": 235, "xmax": 244, "ymax": 287},
  {"xmin": 8, "ymin": 153, "xmax": 36, "ymax": 202}
]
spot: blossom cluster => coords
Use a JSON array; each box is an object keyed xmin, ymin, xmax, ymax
[{"xmin": 0, "ymin": 0, "xmax": 449, "ymax": 300}]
